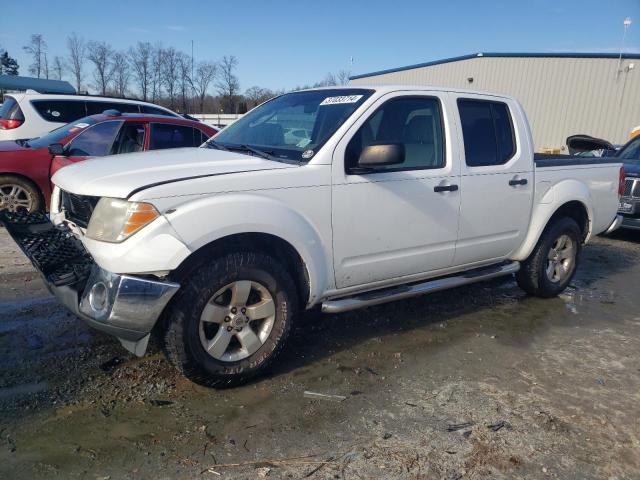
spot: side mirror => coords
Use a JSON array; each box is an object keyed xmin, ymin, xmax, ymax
[
  {"xmin": 48, "ymin": 143, "xmax": 65, "ymax": 156},
  {"xmin": 357, "ymin": 143, "xmax": 405, "ymax": 168}
]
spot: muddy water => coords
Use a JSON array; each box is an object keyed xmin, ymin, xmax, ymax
[{"xmin": 0, "ymin": 228, "xmax": 639, "ymax": 479}]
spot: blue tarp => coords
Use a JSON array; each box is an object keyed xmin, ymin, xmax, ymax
[{"xmin": 0, "ymin": 75, "xmax": 76, "ymax": 94}]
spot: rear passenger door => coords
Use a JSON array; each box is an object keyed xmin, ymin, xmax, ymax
[{"xmin": 452, "ymin": 95, "xmax": 534, "ymax": 266}]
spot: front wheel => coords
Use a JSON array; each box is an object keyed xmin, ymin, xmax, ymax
[
  {"xmin": 516, "ymin": 217, "xmax": 582, "ymax": 298},
  {"xmin": 0, "ymin": 175, "xmax": 42, "ymax": 213},
  {"xmin": 163, "ymin": 251, "xmax": 298, "ymax": 387}
]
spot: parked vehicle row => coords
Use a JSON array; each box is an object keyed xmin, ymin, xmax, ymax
[
  {"xmin": 0, "ymin": 111, "xmax": 217, "ymax": 213},
  {"xmin": 0, "ymin": 85, "xmax": 624, "ymax": 386},
  {"xmin": 0, "ymin": 90, "xmax": 181, "ymax": 141}
]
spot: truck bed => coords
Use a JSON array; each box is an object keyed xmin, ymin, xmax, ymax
[{"xmin": 534, "ymin": 154, "xmax": 621, "ymax": 167}]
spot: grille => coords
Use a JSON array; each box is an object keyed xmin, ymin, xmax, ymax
[
  {"xmin": 60, "ymin": 191, "xmax": 100, "ymax": 228},
  {"xmin": 0, "ymin": 210, "xmax": 94, "ymax": 287}
]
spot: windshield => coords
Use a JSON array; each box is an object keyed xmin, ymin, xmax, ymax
[
  {"xmin": 616, "ymin": 137, "xmax": 640, "ymax": 164},
  {"xmin": 211, "ymin": 89, "xmax": 374, "ymax": 161},
  {"xmin": 26, "ymin": 116, "xmax": 98, "ymax": 149}
]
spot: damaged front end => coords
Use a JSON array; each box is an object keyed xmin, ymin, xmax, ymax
[{"xmin": 0, "ymin": 211, "xmax": 179, "ymax": 356}]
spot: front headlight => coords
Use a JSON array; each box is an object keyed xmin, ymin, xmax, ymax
[{"xmin": 86, "ymin": 198, "xmax": 160, "ymax": 243}]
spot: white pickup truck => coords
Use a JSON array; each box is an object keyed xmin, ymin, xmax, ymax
[{"xmin": 1, "ymin": 86, "xmax": 624, "ymax": 386}]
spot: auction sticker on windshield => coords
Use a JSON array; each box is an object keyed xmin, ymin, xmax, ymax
[{"xmin": 320, "ymin": 95, "xmax": 363, "ymax": 106}]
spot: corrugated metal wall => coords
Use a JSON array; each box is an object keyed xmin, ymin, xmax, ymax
[{"xmin": 350, "ymin": 56, "xmax": 640, "ymax": 151}]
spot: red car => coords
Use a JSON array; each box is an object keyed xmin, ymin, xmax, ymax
[{"xmin": 0, "ymin": 111, "xmax": 217, "ymax": 212}]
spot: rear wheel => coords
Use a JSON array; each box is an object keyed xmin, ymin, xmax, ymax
[
  {"xmin": 163, "ymin": 251, "xmax": 297, "ymax": 387},
  {"xmin": 516, "ymin": 217, "xmax": 581, "ymax": 298},
  {"xmin": 0, "ymin": 175, "xmax": 42, "ymax": 213}
]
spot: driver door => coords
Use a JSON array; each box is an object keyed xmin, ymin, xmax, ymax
[{"xmin": 331, "ymin": 91, "xmax": 461, "ymax": 289}]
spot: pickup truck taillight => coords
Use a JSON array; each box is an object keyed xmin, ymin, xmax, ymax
[
  {"xmin": 619, "ymin": 166, "xmax": 626, "ymax": 197},
  {"xmin": 0, "ymin": 119, "xmax": 23, "ymax": 130}
]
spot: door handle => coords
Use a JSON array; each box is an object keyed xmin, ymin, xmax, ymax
[
  {"xmin": 509, "ymin": 178, "xmax": 528, "ymax": 186},
  {"xmin": 434, "ymin": 184, "xmax": 459, "ymax": 193}
]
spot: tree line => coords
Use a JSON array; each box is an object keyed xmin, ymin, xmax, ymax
[{"xmin": 8, "ymin": 33, "xmax": 350, "ymax": 114}]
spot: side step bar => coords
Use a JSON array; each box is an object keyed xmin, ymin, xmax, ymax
[{"xmin": 321, "ymin": 261, "xmax": 520, "ymax": 314}]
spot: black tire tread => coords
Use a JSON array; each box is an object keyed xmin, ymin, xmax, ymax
[
  {"xmin": 516, "ymin": 217, "xmax": 581, "ymax": 298},
  {"xmin": 162, "ymin": 251, "xmax": 297, "ymax": 388}
]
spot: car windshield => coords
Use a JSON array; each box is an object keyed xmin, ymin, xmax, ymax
[
  {"xmin": 26, "ymin": 116, "xmax": 98, "ymax": 149},
  {"xmin": 210, "ymin": 89, "xmax": 374, "ymax": 161},
  {"xmin": 616, "ymin": 137, "xmax": 640, "ymax": 164}
]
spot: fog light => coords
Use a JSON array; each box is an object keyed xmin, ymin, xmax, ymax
[{"xmin": 88, "ymin": 281, "xmax": 109, "ymax": 314}]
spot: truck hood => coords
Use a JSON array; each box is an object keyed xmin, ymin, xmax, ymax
[{"xmin": 52, "ymin": 147, "xmax": 296, "ymax": 199}]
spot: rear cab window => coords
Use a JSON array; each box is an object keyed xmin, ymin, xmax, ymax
[{"xmin": 458, "ymin": 99, "xmax": 515, "ymax": 167}]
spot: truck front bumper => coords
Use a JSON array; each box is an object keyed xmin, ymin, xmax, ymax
[{"xmin": 0, "ymin": 211, "xmax": 180, "ymax": 356}]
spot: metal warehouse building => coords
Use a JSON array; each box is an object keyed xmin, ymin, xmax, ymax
[{"xmin": 350, "ymin": 52, "xmax": 640, "ymax": 152}]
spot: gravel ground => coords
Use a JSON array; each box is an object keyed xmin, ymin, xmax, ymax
[{"xmin": 0, "ymin": 227, "xmax": 639, "ymax": 479}]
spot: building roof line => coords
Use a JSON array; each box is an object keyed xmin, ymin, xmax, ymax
[{"xmin": 349, "ymin": 51, "xmax": 640, "ymax": 80}]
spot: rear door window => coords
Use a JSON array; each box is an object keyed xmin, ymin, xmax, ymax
[
  {"xmin": 86, "ymin": 101, "xmax": 141, "ymax": 115},
  {"xmin": 149, "ymin": 123, "xmax": 199, "ymax": 149},
  {"xmin": 66, "ymin": 121, "xmax": 123, "ymax": 157},
  {"xmin": 31, "ymin": 100, "xmax": 87, "ymax": 123},
  {"xmin": 458, "ymin": 99, "xmax": 515, "ymax": 167},
  {"xmin": 142, "ymin": 105, "xmax": 175, "ymax": 117}
]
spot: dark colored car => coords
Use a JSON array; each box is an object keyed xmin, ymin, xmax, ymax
[
  {"xmin": 0, "ymin": 111, "xmax": 217, "ymax": 212},
  {"xmin": 616, "ymin": 135, "xmax": 640, "ymax": 230}
]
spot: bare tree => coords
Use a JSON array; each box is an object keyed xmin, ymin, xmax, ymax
[
  {"xmin": 52, "ymin": 56, "xmax": 64, "ymax": 80},
  {"xmin": 216, "ymin": 55, "xmax": 240, "ymax": 112},
  {"xmin": 336, "ymin": 70, "xmax": 351, "ymax": 85},
  {"xmin": 162, "ymin": 47, "xmax": 180, "ymax": 109},
  {"xmin": 150, "ymin": 43, "xmax": 164, "ymax": 102},
  {"xmin": 87, "ymin": 41, "xmax": 114, "ymax": 95},
  {"xmin": 66, "ymin": 33, "xmax": 86, "ymax": 92},
  {"xmin": 43, "ymin": 52, "xmax": 49, "ymax": 79},
  {"xmin": 129, "ymin": 42, "xmax": 152, "ymax": 101},
  {"xmin": 111, "ymin": 51, "xmax": 130, "ymax": 97},
  {"xmin": 23, "ymin": 34, "xmax": 47, "ymax": 78},
  {"xmin": 191, "ymin": 61, "xmax": 217, "ymax": 113},
  {"xmin": 177, "ymin": 52, "xmax": 193, "ymax": 112},
  {"xmin": 244, "ymin": 86, "xmax": 273, "ymax": 108}
]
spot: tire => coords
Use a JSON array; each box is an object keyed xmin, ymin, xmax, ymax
[
  {"xmin": 0, "ymin": 175, "xmax": 43, "ymax": 213},
  {"xmin": 163, "ymin": 251, "xmax": 298, "ymax": 387},
  {"xmin": 516, "ymin": 217, "xmax": 582, "ymax": 298}
]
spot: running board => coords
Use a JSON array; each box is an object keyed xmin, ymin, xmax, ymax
[{"xmin": 321, "ymin": 262, "xmax": 520, "ymax": 314}]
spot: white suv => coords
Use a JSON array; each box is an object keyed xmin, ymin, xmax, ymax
[{"xmin": 0, "ymin": 91, "xmax": 181, "ymax": 141}]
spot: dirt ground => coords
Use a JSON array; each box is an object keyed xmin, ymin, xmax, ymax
[{"xmin": 0, "ymin": 227, "xmax": 639, "ymax": 480}]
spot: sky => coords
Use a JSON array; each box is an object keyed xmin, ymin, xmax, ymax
[{"xmin": 1, "ymin": 0, "xmax": 638, "ymax": 92}]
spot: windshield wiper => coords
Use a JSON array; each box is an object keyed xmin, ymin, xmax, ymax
[
  {"xmin": 225, "ymin": 144, "xmax": 275, "ymax": 161},
  {"xmin": 206, "ymin": 140, "xmax": 229, "ymax": 151}
]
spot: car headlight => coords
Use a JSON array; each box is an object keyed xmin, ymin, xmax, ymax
[{"xmin": 86, "ymin": 198, "xmax": 160, "ymax": 243}]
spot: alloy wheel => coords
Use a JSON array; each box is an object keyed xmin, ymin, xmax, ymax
[
  {"xmin": 545, "ymin": 234, "xmax": 575, "ymax": 283},
  {"xmin": 0, "ymin": 184, "xmax": 33, "ymax": 212},
  {"xmin": 199, "ymin": 280, "xmax": 276, "ymax": 362}
]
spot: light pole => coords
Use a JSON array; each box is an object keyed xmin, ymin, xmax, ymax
[{"xmin": 618, "ymin": 17, "xmax": 633, "ymax": 77}]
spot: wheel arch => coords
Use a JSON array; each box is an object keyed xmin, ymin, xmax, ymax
[
  {"xmin": 512, "ymin": 197, "xmax": 591, "ymax": 262},
  {"xmin": 170, "ymin": 232, "xmax": 312, "ymax": 309}
]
